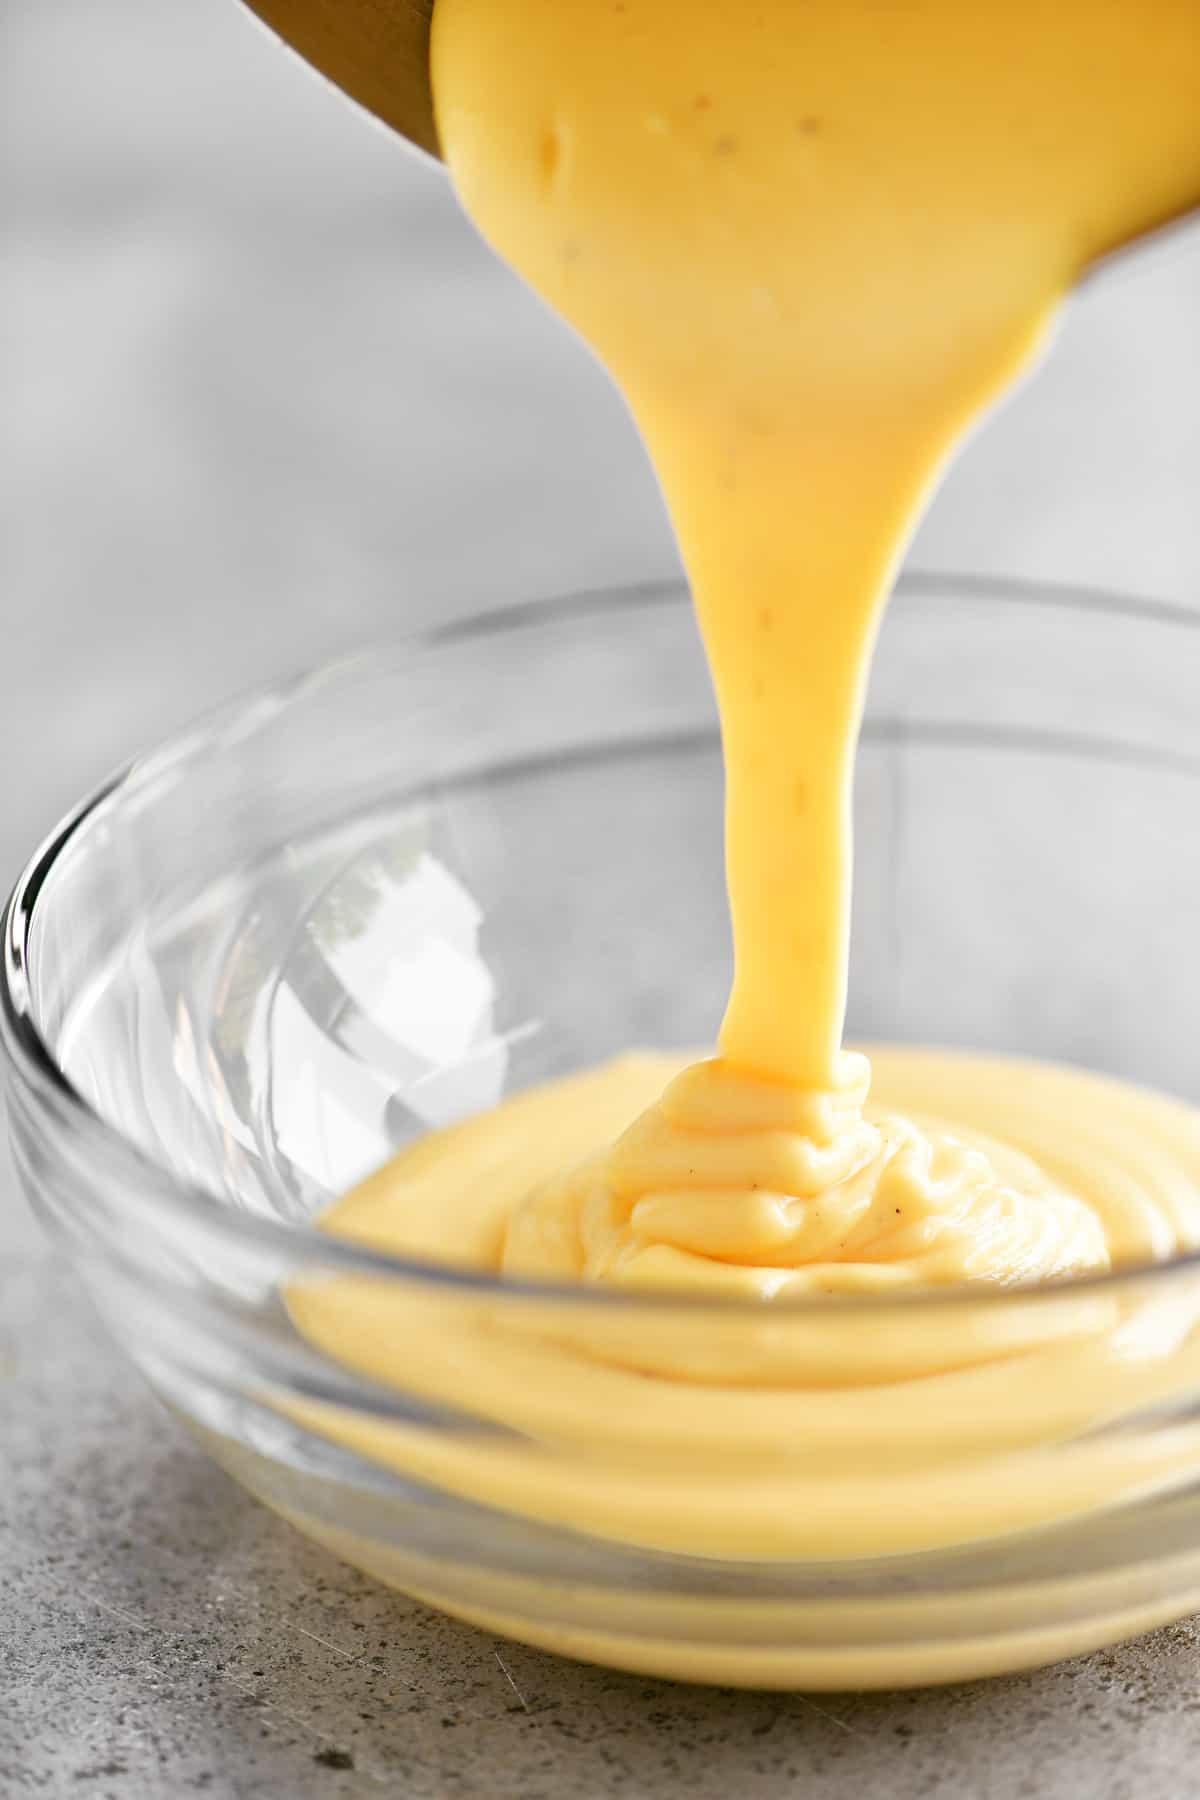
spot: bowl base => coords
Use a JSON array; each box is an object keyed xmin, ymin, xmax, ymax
[{"xmin": 189, "ymin": 1417, "xmax": 1200, "ymax": 1691}]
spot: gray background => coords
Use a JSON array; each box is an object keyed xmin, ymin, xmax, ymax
[{"xmin": 4, "ymin": 1, "xmax": 1200, "ymax": 1794}]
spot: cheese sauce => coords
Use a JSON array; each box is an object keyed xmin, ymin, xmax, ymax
[{"xmin": 290, "ymin": 0, "xmax": 1200, "ymax": 1671}]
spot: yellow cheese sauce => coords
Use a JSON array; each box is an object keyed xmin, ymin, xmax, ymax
[
  {"xmin": 292, "ymin": 1047, "xmax": 1200, "ymax": 1565},
  {"xmin": 288, "ymin": 0, "xmax": 1200, "ymax": 1672}
]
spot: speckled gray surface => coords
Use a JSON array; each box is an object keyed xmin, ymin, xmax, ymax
[{"xmin": 6, "ymin": 2, "xmax": 1200, "ymax": 1795}]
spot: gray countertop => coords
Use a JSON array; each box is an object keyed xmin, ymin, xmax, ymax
[{"xmin": 5, "ymin": 2, "xmax": 1200, "ymax": 1795}]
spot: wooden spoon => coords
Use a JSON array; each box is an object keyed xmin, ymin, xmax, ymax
[{"xmin": 236, "ymin": 0, "xmax": 440, "ymax": 157}]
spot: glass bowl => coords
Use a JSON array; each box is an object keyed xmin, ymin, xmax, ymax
[{"xmin": 6, "ymin": 576, "xmax": 1200, "ymax": 1690}]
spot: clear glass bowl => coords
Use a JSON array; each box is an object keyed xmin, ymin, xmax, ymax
[{"xmin": 6, "ymin": 575, "xmax": 1200, "ymax": 1689}]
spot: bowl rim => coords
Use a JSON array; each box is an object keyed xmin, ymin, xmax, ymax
[{"xmin": 5, "ymin": 570, "xmax": 1200, "ymax": 1314}]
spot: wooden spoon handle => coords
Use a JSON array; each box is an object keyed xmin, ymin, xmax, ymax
[{"xmin": 237, "ymin": 0, "xmax": 439, "ymax": 157}]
